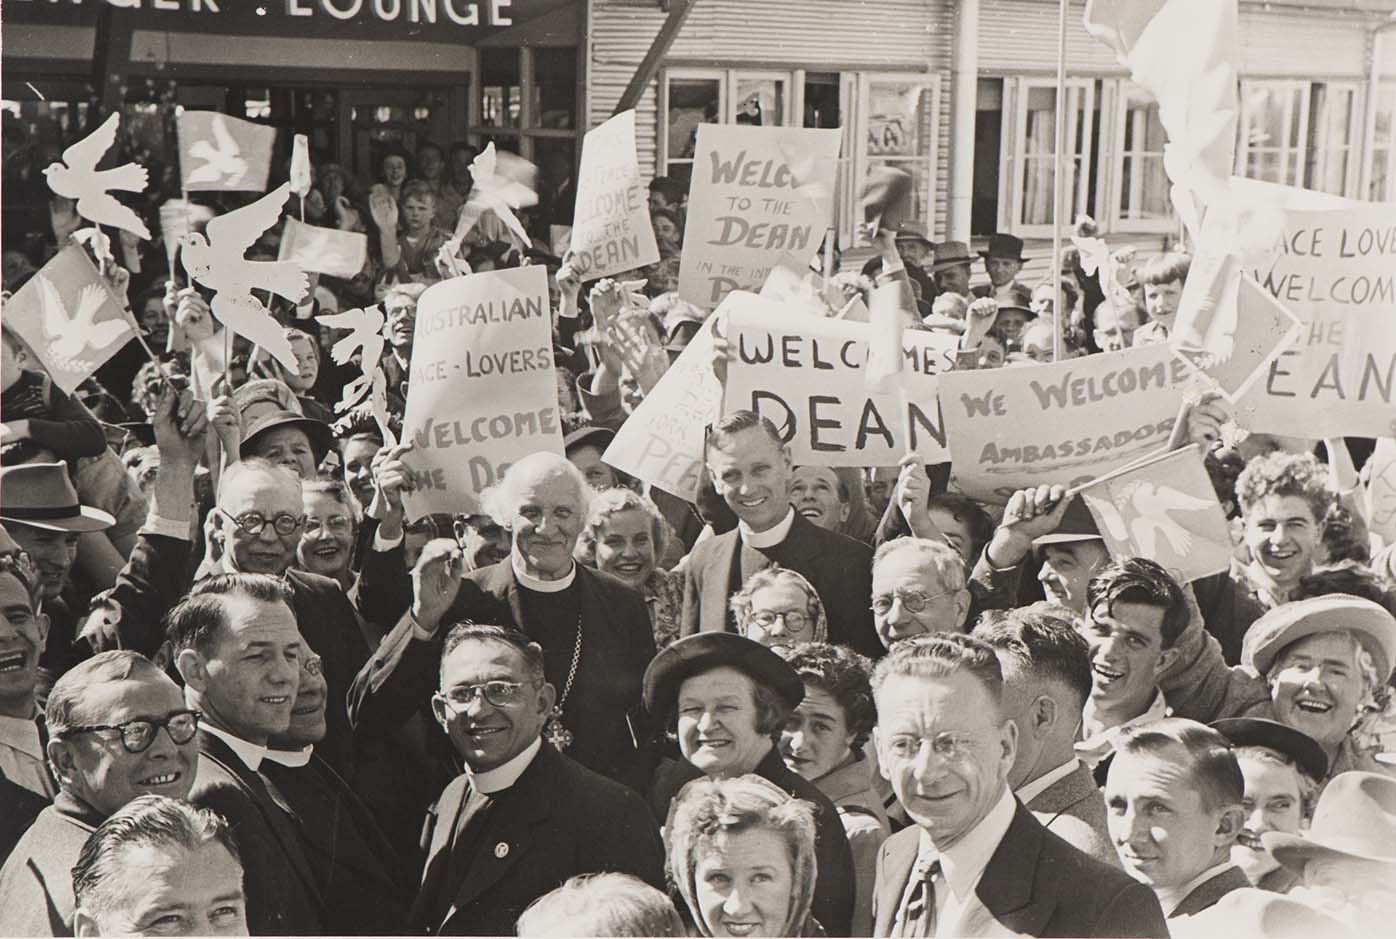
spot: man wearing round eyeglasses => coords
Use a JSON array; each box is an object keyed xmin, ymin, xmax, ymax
[
  {"xmin": 871, "ymin": 634, "xmax": 1168, "ymax": 937},
  {"xmin": 412, "ymin": 624, "xmax": 663, "ymax": 937},
  {"xmin": 0, "ymin": 651, "xmax": 197, "ymax": 936},
  {"xmin": 870, "ymin": 537, "xmax": 972, "ymax": 649}
]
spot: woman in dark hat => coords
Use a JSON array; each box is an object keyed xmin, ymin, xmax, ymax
[
  {"xmin": 643, "ymin": 633, "xmax": 855, "ymax": 936},
  {"xmin": 232, "ymin": 379, "xmax": 334, "ymax": 479}
]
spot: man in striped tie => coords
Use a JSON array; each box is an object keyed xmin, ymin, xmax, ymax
[{"xmin": 870, "ymin": 634, "xmax": 1168, "ymax": 937}]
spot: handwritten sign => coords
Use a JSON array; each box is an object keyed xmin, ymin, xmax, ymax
[
  {"xmin": 401, "ymin": 266, "xmax": 563, "ymax": 517},
  {"xmin": 678, "ymin": 124, "xmax": 842, "ymax": 310},
  {"xmin": 602, "ymin": 318, "xmax": 721, "ymax": 501},
  {"xmin": 938, "ymin": 344, "xmax": 1192, "ymax": 503},
  {"xmin": 568, "ymin": 110, "xmax": 659, "ymax": 281},
  {"xmin": 723, "ymin": 294, "xmax": 956, "ymax": 467},
  {"xmin": 1234, "ymin": 200, "xmax": 1396, "ymax": 437}
]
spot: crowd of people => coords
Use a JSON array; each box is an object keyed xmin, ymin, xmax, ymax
[{"xmin": 1, "ymin": 115, "xmax": 1395, "ymax": 939}]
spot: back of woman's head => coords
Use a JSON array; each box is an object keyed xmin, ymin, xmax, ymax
[{"xmin": 516, "ymin": 873, "xmax": 684, "ymax": 937}]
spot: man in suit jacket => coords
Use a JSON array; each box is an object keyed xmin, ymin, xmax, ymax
[
  {"xmin": 170, "ymin": 573, "xmax": 325, "ymax": 935},
  {"xmin": 263, "ymin": 649, "xmax": 411, "ymax": 934},
  {"xmin": 870, "ymin": 634, "xmax": 1167, "ymax": 937},
  {"xmin": 350, "ymin": 453, "xmax": 656, "ymax": 792},
  {"xmin": 413, "ymin": 624, "xmax": 665, "ymax": 936},
  {"xmin": 1103, "ymin": 718, "xmax": 1250, "ymax": 921},
  {"xmin": 0, "ymin": 651, "xmax": 199, "ymax": 936},
  {"xmin": 975, "ymin": 607, "xmax": 1118, "ymax": 865},
  {"xmin": 82, "ymin": 455, "xmax": 372, "ymax": 776},
  {"xmin": 681, "ymin": 411, "xmax": 880, "ymax": 658}
]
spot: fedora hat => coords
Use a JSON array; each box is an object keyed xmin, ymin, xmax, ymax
[
  {"xmin": 995, "ymin": 283, "xmax": 1036, "ymax": 317},
  {"xmin": 0, "ymin": 463, "xmax": 115, "ymax": 533},
  {"xmin": 895, "ymin": 222, "xmax": 934, "ymax": 249},
  {"xmin": 980, "ymin": 233, "xmax": 1027, "ymax": 262},
  {"xmin": 859, "ymin": 166, "xmax": 913, "ymax": 230},
  {"xmin": 1191, "ymin": 888, "xmax": 1348, "ymax": 938},
  {"xmin": 643, "ymin": 632, "xmax": 804, "ymax": 716},
  {"xmin": 1263, "ymin": 771, "xmax": 1396, "ymax": 871},
  {"xmin": 1031, "ymin": 496, "xmax": 1102, "ymax": 546},
  {"xmin": 1241, "ymin": 594, "xmax": 1396, "ymax": 681},
  {"xmin": 235, "ymin": 379, "xmax": 333, "ymax": 463},
  {"xmin": 1209, "ymin": 718, "xmax": 1329, "ymax": 782},
  {"xmin": 931, "ymin": 240, "xmax": 973, "ymax": 271}
]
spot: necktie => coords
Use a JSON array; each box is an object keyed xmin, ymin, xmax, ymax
[{"xmin": 894, "ymin": 859, "xmax": 940, "ymax": 938}]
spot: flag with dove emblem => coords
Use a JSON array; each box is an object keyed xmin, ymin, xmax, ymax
[
  {"xmin": 1077, "ymin": 444, "xmax": 1233, "ymax": 583},
  {"xmin": 3, "ymin": 245, "xmax": 137, "ymax": 393},
  {"xmin": 177, "ymin": 111, "xmax": 276, "ymax": 192}
]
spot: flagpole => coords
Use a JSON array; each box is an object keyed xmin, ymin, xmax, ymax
[{"xmin": 1051, "ymin": 0, "xmax": 1069, "ymax": 361}]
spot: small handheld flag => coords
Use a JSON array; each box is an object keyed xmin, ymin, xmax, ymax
[{"xmin": 177, "ymin": 111, "xmax": 276, "ymax": 192}]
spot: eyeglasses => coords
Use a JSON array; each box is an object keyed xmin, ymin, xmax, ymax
[
  {"xmin": 435, "ymin": 680, "xmax": 529, "ymax": 711},
  {"xmin": 58, "ymin": 710, "xmax": 202, "ymax": 754},
  {"xmin": 220, "ymin": 509, "xmax": 306, "ymax": 537},
  {"xmin": 871, "ymin": 587, "xmax": 956, "ymax": 616},
  {"xmin": 883, "ymin": 729, "xmax": 989, "ymax": 763},
  {"xmin": 303, "ymin": 515, "xmax": 354, "ymax": 536},
  {"xmin": 303, "ymin": 655, "xmax": 323, "ymax": 677},
  {"xmin": 749, "ymin": 609, "xmax": 810, "ymax": 631}
]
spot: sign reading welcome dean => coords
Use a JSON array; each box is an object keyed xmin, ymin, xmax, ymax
[
  {"xmin": 679, "ymin": 124, "xmax": 842, "ymax": 310},
  {"xmin": 401, "ymin": 265, "xmax": 563, "ymax": 518},
  {"xmin": 567, "ymin": 110, "xmax": 659, "ymax": 281}
]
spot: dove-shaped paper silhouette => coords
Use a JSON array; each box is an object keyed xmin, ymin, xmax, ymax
[
  {"xmin": 459, "ymin": 143, "xmax": 538, "ymax": 246},
  {"xmin": 37, "ymin": 276, "xmax": 131, "ymax": 362},
  {"xmin": 186, "ymin": 114, "xmax": 249, "ymax": 187},
  {"xmin": 317, "ymin": 304, "xmax": 386, "ymax": 411},
  {"xmin": 43, "ymin": 113, "xmax": 150, "ymax": 240},
  {"xmin": 180, "ymin": 183, "xmax": 306, "ymax": 371},
  {"xmin": 1118, "ymin": 480, "xmax": 1218, "ymax": 559}
]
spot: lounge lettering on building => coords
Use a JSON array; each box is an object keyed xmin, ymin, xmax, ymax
[{"xmin": 21, "ymin": 0, "xmax": 516, "ymax": 28}]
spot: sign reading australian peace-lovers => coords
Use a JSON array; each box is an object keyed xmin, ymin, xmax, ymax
[{"xmin": 7, "ymin": 0, "xmax": 569, "ymax": 41}]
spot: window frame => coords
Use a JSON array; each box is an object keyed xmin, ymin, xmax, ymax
[
  {"xmin": 1307, "ymin": 80, "xmax": 1362, "ymax": 198},
  {"xmin": 1365, "ymin": 79, "xmax": 1396, "ymax": 202},
  {"xmin": 1000, "ymin": 76, "xmax": 1096, "ymax": 238},
  {"xmin": 1103, "ymin": 79, "xmax": 1175, "ymax": 234},
  {"xmin": 1236, "ymin": 78, "xmax": 1312, "ymax": 189}
]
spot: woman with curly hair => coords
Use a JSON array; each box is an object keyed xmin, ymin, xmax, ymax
[
  {"xmin": 776, "ymin": 642, "xmax": 888, "ymax": 935},
  {"xmin": 668, "ymin": 774, "xmax": 821, "ymax": 937},
  {"xmin": 730, "ymin": 567, "xmax": 827, "ymax": 656},
  {"xmin": 577, "ymin": 487, "xmax": 683, "ymax": 648}
]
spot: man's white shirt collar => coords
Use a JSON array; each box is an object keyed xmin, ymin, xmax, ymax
[
  {"xmin": 467, "ymin": 736, "xmax": 541, "ymax": 794},
  {"xmin": 915, "ymin": 784, "xmax": 1016, "ymax": 901},
  {"xmin": 263, "ymin": 745, "xmax": 314, "ymax": 768},
  {"xmin": 511, "ymin": 554, "xmax": 576, "ymax": 593},
  {"xmin": 202, "ymin": 723, "xmax": 269, "ymax": 772},
  {"xmin": 1076, "ymin": 689, "xmax": 1171, "ymax": 767},
  {"xmin": 739, "ymin": 507, "xmax": 795, "ymax": 549},
  {"xmin": 1014, "ymin": 757, "xmax": 1081, "ymax": 805},
  {"xmin": 1157, "ymin": 861, "xmax": 1242, "ymax": 918}
]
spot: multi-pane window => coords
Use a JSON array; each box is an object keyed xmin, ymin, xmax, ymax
[
  {"xmin": 1307, "ymin": 83, "xmax": 1359, "ymax": 196},
  {"xmin": 1367, "ymin": 81, "xmax": 1395, "ymax": 202},
  {"xmin": 1114, "ymin": 84, "xmax": 1170, "ymax": 225},
  {"xmin": 471, "ymin": 47, "xmax": 578, "ymax": 163},
  {"xmin": 1237, "ymin": 79, "xmax": 1361, "ymax": 197},
  {"xmin": 660, "ymin": 68, "xmax": 939, "ymax": 244},
  {"xmin": 1003, "ymin": 79, "xmax": 1095, "ymax": 236}
]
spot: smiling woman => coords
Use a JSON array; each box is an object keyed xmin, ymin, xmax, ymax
[{"xmin": 668, "ymin": 775, "xmax": 819, "ymax": 938}]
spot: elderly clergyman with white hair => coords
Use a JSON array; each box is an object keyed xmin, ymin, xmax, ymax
[{"xmin": 349, "ymin": 451, "xmax": 658, "ymax": 789}]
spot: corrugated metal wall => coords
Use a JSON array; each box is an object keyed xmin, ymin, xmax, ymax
[
  {"xmin": 978, "ymin": 0, "xmax": 1373, "ymax": 77},
  {"xmin": 589, "ymin": 0, "xmax": 956, "ymax": 233}
]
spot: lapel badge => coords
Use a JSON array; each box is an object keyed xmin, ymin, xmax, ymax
[{"xmin": 494, "ymin": 841, "xmax": 509, "ymax": 859}]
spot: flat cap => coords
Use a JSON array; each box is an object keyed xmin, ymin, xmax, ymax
[
  {"xmin": 1241, "ymin": 593, "xmax": 1396, "ymax": 681},
  {"xmin": 643, "ymin": 632, "xmax": 804, "ymax": 715}
]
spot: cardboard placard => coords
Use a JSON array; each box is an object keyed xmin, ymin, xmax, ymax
[
  {"xmin": 568, "ymin": 111, "xmax": 660, "ymax": 280},
  {"xmin": 401, "ymin": 266, "xmax": 563, "ymax": 517},
  {"xmin": 278, "ymin": 217, "xmax": 368, "ymax": 279},
  {"xmin": 723, "ymin": 293, "xmax": 956, "ymax": 466},
  {"xmin": 678, "ymin": 124, "xmax": 842, "ymax": 310},
  {"xmin": 938, "ymin": 344, "xmax": 1193, "ymax": 503}
]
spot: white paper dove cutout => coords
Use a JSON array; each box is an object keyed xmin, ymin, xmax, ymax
[
  {"xmin": 43, "ymin": 113, "xmax": 151, "ymax": 240},
  {"xmin": 179, "ymin": 183, "xmax": 307, "ymax": 371},
  {"xmin": 36, "ymin": 275, "xmax": 131, "ymax": 362},
  {"xmin": 316, "ymin": 304, "xmax": 397, "ymax": 445},
  {"xmin": 289, "ymin": 134, "xmax": 312, "ymax": 198},
  {"xmin": 457, "ymin": 143, "xmax": 538, "ymax": 246},
  {"xmin": 186, "ymin": 115, "xmax": 250, "ymax": 188}
]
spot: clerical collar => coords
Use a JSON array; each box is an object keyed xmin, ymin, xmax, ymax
[
  {"xmin": 467, "ymin": 736, "xmax": 541, "ymax": 794},
  {"xmin": 512, "ymin": 554, "xmax": 576, "ymax": 593},
  {"xmin": 202, "ymin": 723, "xmax": 269, "ymax": 772},
  {"xmin": 739, "ymin": 507, "xmax": 796, "ymax": 549},
  {"xmin": 263, "ymin": 745, "xmax": 314, "ymax": 768}
]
